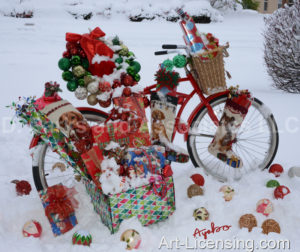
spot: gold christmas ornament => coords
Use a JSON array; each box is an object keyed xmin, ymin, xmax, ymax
[
  {"xmin": 120, "ymin": 229, "xmax": 141, "ymax": 250},
  {"xmin": 261, "ymin": 219, "xmax": 281, "ymax": 235},
  {"xmin": 239, "ymin": 214, "xmax": 257, "ymax": 232},
  {"xmin": 87, "ymin": 94, "xmax": 98, "ymax": 106},
  {"xmin": 72, "ymin": 65, "xmax": 86, "ymax": 78},
  {"xmin": 83, "ymin": 75, "xmax": 94, "ymax": 87},
  {"xmin": 187, "ymin": 184, "xmax": 203, "ymax": 198}
]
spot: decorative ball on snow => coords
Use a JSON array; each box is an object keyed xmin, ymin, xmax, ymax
[
  {"xmin": 99, "ymin": 99, "xmax": 112, "ymax": 108},
  {"xmin": 173, "ymin": 54, "xmax": 187, "ymax": 68},
  {"xmin": 87, "ymin": 94, "xmax": 98, "ymax": 106},
  {"xmin": 78, "ymin": 78, "xmax": 85, "ymax": 87},
  {"xmin": 288, "ymin": 166, "xmax": 300, "ymax": 178},
  {"xmin": 22, "ymin": 220, "xmax": 42, "ymax": 238},
  {"xmin": 187, "ymin": 184, "xmax": 203, "ymax": 198},
  {"xmin": 269, "ymin": 164, "xmax": 284, "ymax": 177},
  {"xmin": 72, "ymin": 65, "xmax": 86, "ymax": 78},
  {"xmin": 239, "ymin": 214, "xmax": 257, "ymax": 232},
  {"xmin": 120, "ymin": 229, "xmax": 141, "ymax": 250},
  {"xmin": 266, "ymin": 179, "xmax": 280, "ymax": 188},
  {"xmin": 130, "ymin": 61, "xmax": 141, "ymax": 73},
  {"xmin": 83, "ymin": 75, "xmax": 94, "ymax": 87},
  {"xmin": 161, "ymin": 59, "xmax": 174, "ymax": 72},
  {"xmin": 274, "ymin": 185, "xmax": 290, "ymax": 199},
  {"xmin": 11, "ymin": 180, "xmax": 32, "ymax": 196},
  {"xmin": 67, "ymin": 80, "xmax": 78, "ymax": 92},
  {"xmin": 118, "ymin": 45, "xmax": 129, "ymax": 56},
  {"xmin": 75, "ymin": 87, "xmax": 88, "ymax": 100},
  {"xmin": 87, "ymin": 81, "xmax": 99, "ymax": 94},
  {"xmin": 193, "ymin": 207, "xmax": 209, "ymax": 221},
  {"xmin": 123, "ymin": 87, "xmax": 132, "ymax": 97},
  {"xmin": 261, "ymin": 219, "xmax": 281, "ymax": 235},
  {"xmin": 133, "ymin": 73, "xmax": 140, "ymax": 82},
  {"xmin": 256, "ymin": 199, "xmax": 273, "ymax": 216},
  {"xmin": 58, "ymin": 57, "xmax": 71, "ymax": 71},
  {"xmin": 72, "ymin": 230, "xmax": 92, "ymax": 246},
  {"xmin": 190, "ymin": 174, "xmax": 205, "ymax": 186},
  {"xmin": 219, "ymin": 185, "xmax": 235, "ymax": 201}
]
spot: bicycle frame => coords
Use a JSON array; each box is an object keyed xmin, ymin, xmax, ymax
[{"xmin": 143, "ymin": 71, "xmax": 229, "ymax": 142}]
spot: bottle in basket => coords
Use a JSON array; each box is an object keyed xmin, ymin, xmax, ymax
[{"xmin": 175, "ymin": 8, "xmax": 208, "ymax": 54}]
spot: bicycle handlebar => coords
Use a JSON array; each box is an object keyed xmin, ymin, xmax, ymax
[
  {"xmin": 154, "ymin": 50, "xmax": 168, "ymax": 55},
  {"xmin": 162, "ymin": 44, "xmax": 187, "ymax": 49}
]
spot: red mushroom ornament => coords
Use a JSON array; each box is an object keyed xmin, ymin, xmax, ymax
[
  {"xmin": 274, "ymin": 185, "xmax": 290, "ymax": 199},
  {"xmin": 269, "ymin": 164, "xmax": 284, "ymax": 177}
]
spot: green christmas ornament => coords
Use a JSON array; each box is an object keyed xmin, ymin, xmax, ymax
[
  {"xmin": 134, "ymin": 73, "xmax": 141, "ymax": 82},
  {"xmin": 115, "ymin": 57, "xmax": 123, "ymax": 64},
  {"xmin": 112, "ymin": 36, "xmax": 120, "ymax": 46},
  {"xmin": 173, "ymin": 54, "xmax": 187, "ymax": 68},
  {"xmin": 117, "ymin": 65, "xmax": 122, "ymax": 70},
  {"xmin": 127, "ymin": 51, "xmax": 135, "ymax": 57},
  {"xmin": 78, "ymin": 78, "xmax": 85, "ymax": 87},
  {"xmin": 126, "ymin": 66, "xmax": 136, "ymax": 76},
  {"xmin": 266, "ymin": 180, "xmax": 280, "ymax": 188},
  {"xmin": 62, "ymin": 71, "xmax": 73, "ymax": 81},
  {"xmin": 85, "ymin": 71, "xmax": 92, "ymax": 77},
  {"xmin": 162, "ymin": 59, "xmax": 174, "ymax": 72},
  {"xmin": 71, "ymin": 55, "xmax": 81, "ymax": 66},
  {"xmin": 67, "ymin": 80, "xmax": 78, "ymax": 92},
  {"xmin": 58, "ymin": 58, "xmax": 71, "ymax": 71},
  {"xmin": 72, "ymin": 230, "xmax": 92, "ymax": 246},
  {"xmin": 72, "ymin": 65, "xmax": 86, "ymax": 78},
  {"xmin": 81, "ymin": 58, "xmax": 89, "ymax": 70},
  {"xmin": 130, "ymin": 61, "xmax": 141, "ymax": 73}
]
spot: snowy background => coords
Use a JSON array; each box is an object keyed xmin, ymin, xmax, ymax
[{"xmin": 1, "ymin": 1, "xmax": 300, "ymax": 251}]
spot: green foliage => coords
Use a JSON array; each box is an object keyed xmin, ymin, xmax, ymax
[{"xmin": 241, "ymin": 0, "xmax": 259, "ymax": 10}]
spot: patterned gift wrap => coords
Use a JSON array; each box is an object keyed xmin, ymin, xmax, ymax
[
  {"xmin": 83, "ymin": 176, "xmax": 176, "ymax": 234},
  {"xmin": 38, "ymin": 185, "xmax": 78, "ymax": 236}
]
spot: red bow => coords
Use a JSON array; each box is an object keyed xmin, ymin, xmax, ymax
[
  {"xmin": 45, "ymin": 185, "xmax": 79, "ymax": 220},
  {"xmin": 66, "ymin": 27, "xmax": 116, "ymax": 77}
]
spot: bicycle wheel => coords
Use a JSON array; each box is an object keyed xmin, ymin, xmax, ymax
[
  {"xmin": 187, "ymin": 94, "xmax": 279, "ymax": 182},
  {"xmin": 32, "ymin": 110, "xmax": 107, "ymax": 191}
]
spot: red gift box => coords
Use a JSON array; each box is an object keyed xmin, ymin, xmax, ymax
[{"xmin": 81, "ymin": 146, "xmax": 104, "ymax": 189}]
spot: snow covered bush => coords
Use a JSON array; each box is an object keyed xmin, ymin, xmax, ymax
[
  {"xmin": 263, "ymin": 1, "xmax": 300, "ymax": 93},
  {"xmin": 210, "ymin": 0, "xmax": 243, "ymax": 12}
]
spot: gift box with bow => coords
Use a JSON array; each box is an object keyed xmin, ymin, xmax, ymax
[{"xmin": 39, "ymin": 184, "xmax": 78, "ymax": 236}]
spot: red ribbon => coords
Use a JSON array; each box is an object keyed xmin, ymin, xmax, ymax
[
  {"xmin": 45, "ymin": 185, "xmax": 79, "ymax": 220},
  {"xmin": 65, "ymin": 27, "xmax": 116, "ymax": 77},
  {"xmin": 149, "ymin": 176, "xmax": 167, "ymax": 199}
]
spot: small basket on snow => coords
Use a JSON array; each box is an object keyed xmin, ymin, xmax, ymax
[{"xmin": 188, "ymin": 43, "xmax": 230, "ymax": 95}]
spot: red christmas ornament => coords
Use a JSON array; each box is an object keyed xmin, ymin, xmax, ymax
[
  {"xmin": 79, "ymin": 51, "xmax": 86, "ymax": 58},
  {"xmin": 274, "ymin": 185, "xmax": 290, "ymax": 199},
  {"xmin": 131, "ymin": 81, "xmax": 138, "ymax": 87},
  {"xmin": 99, "ymin": 81, "xmax": 112, "ymax": 92},
  {"xmin": 123, "ymin": 87, "xmax": 132, "ymax": 97},
  {"xmin": 63, "ymin": 51, "xmax": 71, "ymax": 58},
  {"xmin": 269, "ymin": 164, "xmax": 284, "ymax": 177},
  {"xmin": 70, "ymin": 48, "xmax": 79, "ymax": 56},
  {"xmin": 66, "ymin": 42, "xmax": 77, "ymax": 51},
  {"xmin": 143, "ymin": 97, "xmax": 150, "ymax": 108},
  {"xmin": 122, "ymin": 74, "xmax": 134, "ymax": 86},
  {"xmin": 190, "ymin": 174, "xmax": 205, "ymax": 186},
  {"xmin": 11, "ymin": 180, "xmax": 32, "ymax": 196},
  {"xmin": 112, "ymin": 79, "xmax": 121, "ymax": 89},
  {"xmin": 99, "ymin": 99, "xmax": 111, "ymax": 108}
]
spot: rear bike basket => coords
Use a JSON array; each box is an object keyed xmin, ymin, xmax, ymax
[{"xmin": 188, "ymin": 46, "xmax": 228, "ymax": 95}]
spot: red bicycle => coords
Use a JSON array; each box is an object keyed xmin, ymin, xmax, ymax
[{"xmin": 31, "ymin": 44, "xmax": 278, "ymax": 190}]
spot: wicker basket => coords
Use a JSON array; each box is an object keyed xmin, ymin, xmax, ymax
[{"xmin": 189, "ymin": 46, "xmax": 228, "ymax": 95}]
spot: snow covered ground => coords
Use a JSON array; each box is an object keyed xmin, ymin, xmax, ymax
[{"xmin": 1, "ymin": 8, "xmax": 300, "ymax": 252}]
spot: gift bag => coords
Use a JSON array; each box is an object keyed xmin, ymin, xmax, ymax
[
  {"xmin": 150, "ymin": 92, "xmax": 178, "ymax": 143},
  {"xmin": 39, "ymin": 184, "xmax": 78, "ymax": 236},
  {"xmin": 113, "ymin": 94, "xmax": 151, "ymax": 148}
]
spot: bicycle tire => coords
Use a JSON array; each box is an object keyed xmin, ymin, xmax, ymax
[
  {"xmin": 32, "ymin": 110, "xmax": 107, "ymax": 191},
  {"xmin": 187, "ymin": 94, "xmax": 279, "ymax": 182}
]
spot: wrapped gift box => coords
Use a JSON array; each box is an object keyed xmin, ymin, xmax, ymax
[
  {"xmin": 38, "ymin": 184, "xmax": 78, "ymax": 236},
  {"xmin": 83, "ymin": 176, "xmax": 175, "ymax": 234}
]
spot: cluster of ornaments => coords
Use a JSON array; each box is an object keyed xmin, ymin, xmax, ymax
[{"xmin": 187, "ymin": 173, "xmax": 205, "ymax": 198}]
